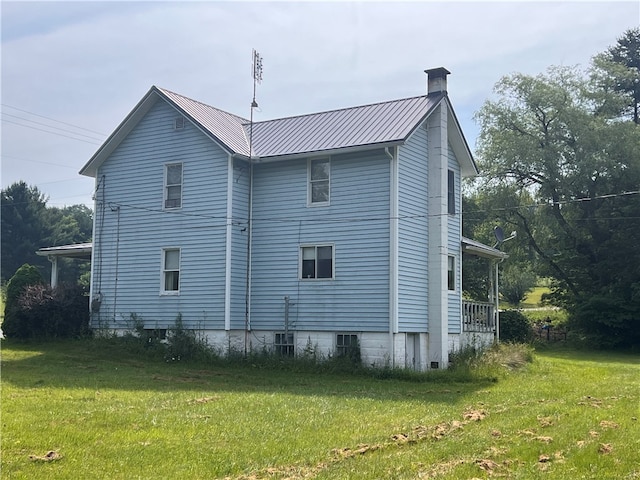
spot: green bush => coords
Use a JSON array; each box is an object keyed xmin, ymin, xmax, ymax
[
  {"xmin": 499, "ymin": 310, "xmax": 533, "ymax": 343},
  {"xmin": 2, "ymin": 264, "xmax": 44, "ymax": 338},
  {"xmin": 12, "ymin": 283, "xmax": 89, "ymax": 338}
]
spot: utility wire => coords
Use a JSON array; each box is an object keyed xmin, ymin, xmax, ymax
[
  {"xmin": 1, "ymin": 118, "xmax": 103, "ymax": 145},
  {"xmin": 1, "ymin": 103, "xmax": 107, "ymax": 136},
  {"xmin": 2, "ymin": 112, "xmax": 105, "ymax": 142}
]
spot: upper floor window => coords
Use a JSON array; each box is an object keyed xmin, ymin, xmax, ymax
[
  {"xmin": 165, "ymin": 163, "xmax": 182, "ymax": 209},
  {"xmin": 447, "ymin": 169, "xmax": 455, "ymax": 215},
  {"xmin": 301, "ymin": 244, "xmax": 334, "ymax": 280},
  {"xmin": 448, "ymin": 255, "xmax": 455, "ymax": 291},
  {"xmin": 162, "ymin": 248, "xmax": 181, "ymax": 294},
  {"xmin": 309, "ymin": 158, "xmax": 330, "ymax": 206}
]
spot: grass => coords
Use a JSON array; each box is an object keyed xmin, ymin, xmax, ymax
[{"xmin": 1, "ymin": 339, "xmax": 639, "ymax": 479}]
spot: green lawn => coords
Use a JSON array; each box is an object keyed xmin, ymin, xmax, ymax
[{"xmin": 1, "ymin": 339, "xmax": 639, "ymax": 479}]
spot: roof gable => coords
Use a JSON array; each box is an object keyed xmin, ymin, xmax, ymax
[{"xmin": 80, "ymin": 86, "xmax": 476, "ymax": 177}]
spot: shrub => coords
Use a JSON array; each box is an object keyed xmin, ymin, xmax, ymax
[
  {"xmin": 2, "ymin": 264, "xmax": 44, "ymax": 338},
  {"xmin": 9, "ymin": 283, "xmax": 89, "ymax": 339},
  {"xmin": 499, "ymin": 310, "xmax": 533, "ymax": 343}
]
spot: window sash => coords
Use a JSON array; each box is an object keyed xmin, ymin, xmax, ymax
[
  {"xmin": 309, "ymin": 159, "xmax": 330, "ymax": 205},
  {"xmin": 162, "ymin": 248, "xmax": 180, "ymax": 293},
  {"xmin": 165, "ymin": 163, "xmax": 183, "ymax": 209},
  {"xmin": 447, "ymin": 169, "xmax": 455, "ymax": 215},
  {"xmin": 447, "ymin": 255, "xmax": 455, "ymax": 291},
  {"xmin": 300, "ymin": 245, "xmax": 333, "ymax": 280}
]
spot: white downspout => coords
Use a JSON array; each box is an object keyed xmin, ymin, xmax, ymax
[
  {"xmin": 49, "ymin": 256, "xmax": 58, "ymax": 288},
  {"xmin": 387, "ymin": 146, "xmax": 398, "ymax": 367}
]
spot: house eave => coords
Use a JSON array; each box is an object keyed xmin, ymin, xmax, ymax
[{"xmin": 251, "ymin": 140, "xmax": 404, "ymax": 163}]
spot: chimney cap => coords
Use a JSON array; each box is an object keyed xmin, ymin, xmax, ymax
[
  {"xmin": 424, "ymin": 67, "xmax": 451, "ymax": 95},
  {"xmin": 424, "ymin": 67, "xmax": 451, "ymax": 77}
]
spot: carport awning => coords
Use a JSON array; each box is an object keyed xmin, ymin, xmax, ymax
[
  {"xmin": 36, "ymin": 242, "xmax": 92, "ymax": 260},
  {"xmin": 462, "ymin": 237, "xmax": 508, "ymax": 260},
  {"xmin": 36, "ymin": 243, "xmax": 92, "ymax": 287}
]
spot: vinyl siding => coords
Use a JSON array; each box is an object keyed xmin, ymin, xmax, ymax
[
  {"xmin": 231, "ymin": 159, "xmax": 250, "ymax": 329},
  {"xmin": 91, "ymin": 99, "xmax": 229, "ymax": 329},
  {"xmin": 249, "ymin": 150, "xmax": 390, "ymax": 332},
  {"xmin": 397, "ymin": 124, "xmax": 429, "ymax": 332},
  {"xmin": 447, "ymin": 145, "xmax": 462, "ymax": 333}
]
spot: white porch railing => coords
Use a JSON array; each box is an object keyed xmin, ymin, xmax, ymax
[{"xmin": 462, "ymin": 300, "xmax": 496, "ymax": 333}]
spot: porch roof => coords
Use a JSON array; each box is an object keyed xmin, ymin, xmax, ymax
[
  {"xmin": 461, "ymin": 237, "xmax": 508, "ymax": 260},
  {"xmin": 36, "ymin": 242, "xmax": 92, "ymax": 260}
]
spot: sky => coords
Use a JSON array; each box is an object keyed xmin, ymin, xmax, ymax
[{"xmin": 2, "ymin": 1, "xmax": 639, "ymax": 210}]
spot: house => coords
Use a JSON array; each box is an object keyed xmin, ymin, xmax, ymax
[{"xmin": 75, "ymin": 67, "xmax": 505, "ymax": 370}]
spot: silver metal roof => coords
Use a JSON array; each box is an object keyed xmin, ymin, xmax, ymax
[
  {"xmin": 248, "ymin": 94, "xmax": 443, "ymax": 158},
  {"xmin": 158, "ymin": 87, "xmax": 251, "ymax": 156},
  {"xmin": 157, "ymin": 88, "xmax": 444, "ymax": 159}
]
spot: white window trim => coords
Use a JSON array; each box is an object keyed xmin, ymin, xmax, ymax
[
  {"xmin": 299, "ymin": 243, "xmax": 335, "ymax": 280},
  {"xmin": 307, "ymin": 157, "xmax": 331, "ymax": 207},
  {"xmin": 161, "ymin": 247, "xmax": 181, "ymax": 295},
  {"xmin": 447, "ymin": 255, "xmax": 456, "ymax": 292},
  {"xmin": 164, "ymin": 162, "xmax": 183, "ymax": 210}
]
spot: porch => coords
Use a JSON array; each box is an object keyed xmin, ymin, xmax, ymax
[{"xmin": 462, "ymin": 299, "xmax": 495, "ymax": 333}]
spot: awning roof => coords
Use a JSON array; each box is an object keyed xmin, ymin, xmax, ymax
[
  {"xmin": 462, "ymin": 237, "xmax": 508, "ymax": 260},
  {"xmin": 36, "ymin": 242, "xmax": 92, "ymax": 260}
]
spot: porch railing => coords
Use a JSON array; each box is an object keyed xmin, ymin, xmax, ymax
[{"xmin": 462, "ymin": 300, "xmax": 496, "ymax": 333}]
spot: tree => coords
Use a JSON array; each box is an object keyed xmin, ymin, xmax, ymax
[
  {"xmin": 474, "ymin": 64, "xmax": 640, "ymax": 348},
  {"xmin": 1, "ymin": 182, "xmax": 50, "ymax": 281},
  {"xmin": 1, "ymin": 182, "xmax": 93, "ymax": 284},
  {"xmin": 592, "ymin": 28, "xmax": 640, "ymax": 124}
]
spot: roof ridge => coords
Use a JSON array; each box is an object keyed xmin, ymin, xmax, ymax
[
  {"xmin": 253, "ymin": 94, "xmax": 431, "ymax": 125},
  {"xmin": 156, "ymin": 86, "xmax": 250, "ymax": 124}
]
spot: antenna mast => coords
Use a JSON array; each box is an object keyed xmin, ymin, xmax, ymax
[{"xmin": 245, "ymin": 49, "xmax": 262, "ymax": 354}]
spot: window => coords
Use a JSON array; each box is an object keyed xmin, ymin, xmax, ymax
[
  {"xmin": 448, "ymin": 255, "xmax": 455, "ymax": 291},
  {"xmin": 275, "ymin": 333, "xmax": 294, "ymax": 356},
  {"xmin": 309, "ymin": 158, "xmax": 330, "ymax": 205},
  {"xmin": 162, "ymin": 248, "xmax": 180, "ymax": 294},
  {"xmin": 336, "ymin": 334, "xmax": 359, "ymax": 357},
  {"xmin": 301, "ymin": 245, "xmax": 334, "ymax": 279},
  {"xmin": 447, "ymin": 169, "xmax": 455, "ymax": 214},
  {"xmin": 165, "ymin": 163, "xmax": 182, "ymax": 209}
]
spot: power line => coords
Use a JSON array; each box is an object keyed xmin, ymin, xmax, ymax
[
  {"xmin": 1, "ymin": 154, "xmax": 81, "ymax": 170},
  {"xmin": 2, "ymin": 112, "xmax": 104, "ymax": 142},
  {"xmin": 1, "ymin": 103, "xmax": 107, "ymax": 136},
  {"xmin": 1, "ymin": 118, "xmax": 103, "ymax": 145}
]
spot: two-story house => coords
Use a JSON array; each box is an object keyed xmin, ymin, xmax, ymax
[{"xmin": 73, "ymin": 67, "xmax": 504, "ymax": 370}]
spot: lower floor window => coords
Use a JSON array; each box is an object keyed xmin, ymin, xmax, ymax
[
  {"xmin": 275, "ymin": 332, "xmax": 294, "ymax": 356},
  {"xmin": 301, "ymin": 244, "xmax": 334, "ymax": 279},
  {"xmin": 336, "ymin": 333, "xmax": 359, "ymax": 357}
]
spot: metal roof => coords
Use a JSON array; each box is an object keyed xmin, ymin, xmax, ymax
[
  {"xmin": 158, "ymin": 87, "xmax": 251, "ymax": 156},
  {"xmin": 81, "ymin": 85, "xmax": 475, "ymax": 176},
  {"xmin": 36, "ymin": 242, "xmax": 93, "ymax": 260},
  {"xmin": 462, "ymin": 237, "xmax": 508, "ymax": 260},
  {"xmin": 248, "ymin": 94, "xmax": 443, "ymax": 158}
]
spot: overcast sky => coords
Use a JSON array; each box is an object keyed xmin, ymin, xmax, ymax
[{"xmin": 2, "ymin": 1, "xmax": 638, "ymax": 210}]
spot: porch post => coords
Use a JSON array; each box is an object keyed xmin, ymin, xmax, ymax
[{"xmin": 48, "ymin": 255, "xmax": 58, "ymax": 288}]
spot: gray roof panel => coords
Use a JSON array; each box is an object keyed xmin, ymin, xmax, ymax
[{"xmin": 248, "ymin": 94, "xmax": 443, "ymax": 158}]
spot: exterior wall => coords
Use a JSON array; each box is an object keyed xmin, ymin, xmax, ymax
[
  {"xmin": 249, "ymin": 149, "xmax": 391, "ymax": 333},
  {"xmin": 230, "ymin": 159, "xmax": 250, "ymax": 330},
  {"xmin": 90, "ymin": 99, "xmax": 229, "ymax": 330},
  {"xmin": 397, "ymin": 124, "xmax": 430, "ymax": 333},
  {"xmin": 447, "ymin": 145, "xmax": 462, "ymax": 333}
]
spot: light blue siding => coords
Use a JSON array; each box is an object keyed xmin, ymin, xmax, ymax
[
  {"xmin": 91, "ymin": 99, "xmax": 229, "ymax": 330},
  {"xmin": 397, "ymin": 124, "xmax": 429, "ymax": 333},
  {"xmin": 249, "ymin": 150, "xmax": 390, "ymax": 332},
  {"xmin": 231, "ymin": 159, "xmax": 250, "ymax": 329},
  {"xmin": 447, "ymin": 145, "xmax": 462, "ymax": 333}
]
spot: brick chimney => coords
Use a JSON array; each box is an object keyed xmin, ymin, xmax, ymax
[{"xmin": 425, "ymin": 67, "xmax": 451, "ymax": 95}]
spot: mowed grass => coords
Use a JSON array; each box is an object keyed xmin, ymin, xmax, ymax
[{"xmin": 1, "ymin": 339, "xmax": 639, "ymax": 479}]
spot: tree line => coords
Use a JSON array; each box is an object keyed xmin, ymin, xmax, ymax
[
  {"xmin": 1, "ymin": 181, "xmax": 93, "ymax": 285},
  {"xmin": 464, "ymin": 28, "xmax": 640, "ymax": 348}
]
